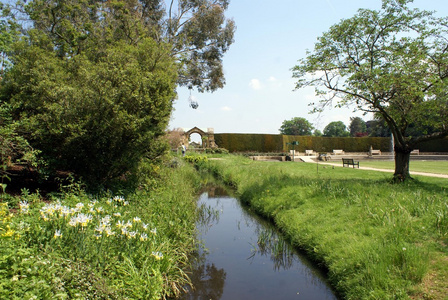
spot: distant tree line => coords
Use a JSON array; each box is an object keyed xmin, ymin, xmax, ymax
[{"xmin": 279, "ymin": 116, "xmax": 394, "ymax": 138}]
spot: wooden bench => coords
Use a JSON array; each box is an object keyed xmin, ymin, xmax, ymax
[
  {"xmin": 305, "ymin": 150, "xmax": 315, "ymax": 156},
  {"xmin": 411, "ymin": 149, "xmax": 419, "ymax": 155},
  {"xmin": 370, "ymin": 149, "xmax": 381, "ymax": 155},
  {"xmin": 342, "ymin": 158, "xmax": 359, "ymax": 168},
  {"xmin": 333, "ymin": 149, "xmax": 345, "ymax": 155}
]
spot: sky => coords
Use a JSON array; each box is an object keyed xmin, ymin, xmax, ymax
[{"xmin": 168, "ymin": 0, "xmax": 448, "ymax": 141}]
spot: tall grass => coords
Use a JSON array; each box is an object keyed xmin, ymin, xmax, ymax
[
  {"xmin": 0, "ymin": 158, "xmax": 201, "ymax": 299},
  {"xmin": 197, "ymin": 155, "xmax": 448, "ymax": 299}
]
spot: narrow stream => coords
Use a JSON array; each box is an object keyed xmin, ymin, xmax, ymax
[{"xmin": 181, "ymin": 186, "xmax": 338, "ymax": 300}]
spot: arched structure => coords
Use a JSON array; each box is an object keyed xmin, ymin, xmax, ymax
[{"xmin": 182, "ymin": 127, "xmax": 217, "ymax": 148}]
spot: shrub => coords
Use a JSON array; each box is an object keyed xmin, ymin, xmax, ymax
[{"xmin": 2, "ymin": 34, "xmax": 177, "ymax": 186}]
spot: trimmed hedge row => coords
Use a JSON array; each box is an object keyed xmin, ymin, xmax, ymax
[
  {"xmin": 416, "ymin": 137, "xmax": 448, "ymax": 152},
  {"xmin": 282, "ymin": 136, "xmax": 392, "ymax": 153},
  {"xmin": 214, "ymin": 133, "xmax": 448, "ymax": 153},
  {"xmin": 213, "ymin": 134, "xmax": 283, "ymax": 153}
]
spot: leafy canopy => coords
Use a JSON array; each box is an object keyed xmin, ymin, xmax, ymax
[
  {"xmin": 323, "ymin": 121, "xmax": 349, "ymax": 137},
  {"xmin": 292, "ymin": 0, "xmax": 448, "ymax": 179},
  {"xmin": 0, "ymin": 1, "xmax": 178, "ymax": 185},
  {"xmin": 279, "ymin": 117, "xmax": 314, "ymax": 136},
  {"xmin": 4, "ymin": 0, "xmax": 235, "ymax": 93},
  {"xmin": 292, "ymin": 0, "xmax": 448, "ymax": 146},
  {"xmin": 349, "ymin": 117, "xmax": 367, "ymax": 137}
]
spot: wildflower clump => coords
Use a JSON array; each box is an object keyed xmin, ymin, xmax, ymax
[
  {"xmin": 7, "ymin": 193, "xmax": 170, "ymax": 299},
  {"xmin": 0, "ymin": 161, "xmax": 200, "ymax": 300},
  {"xmin": 0, "ymin": 203, "xmax": 15, "ymax": 238}
]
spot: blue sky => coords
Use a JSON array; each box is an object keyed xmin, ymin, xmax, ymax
[{"xmin": 169, "ymin": 0, "xmax": 448, "ymax": 140}]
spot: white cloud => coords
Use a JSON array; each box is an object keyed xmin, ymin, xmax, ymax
[
  {"xmin": 268, "ymin": 76, "xmax": 277, "ymax": 82},
  {"xmin": 249, "ymin": 79, "xmax": 262, "ymax": 90},
  {"xmin": 220, "ymin": 106, "xmax": 232, "ymax": 111}
]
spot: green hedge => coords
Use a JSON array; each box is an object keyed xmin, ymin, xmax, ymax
[
  {"xmin": 416, "ymin": 137, "xmax": 448, "ymax": 152},
  {"xmin": 283, "ymin": 136, "xmax": 391, "ymax": 153},
  {"xmin": 215, "ymin": 134, "xmax": 393, "ymax": 153},
  {"xmin": 214, "ymin": 134, "xmax": 283, "ymax": 152}
]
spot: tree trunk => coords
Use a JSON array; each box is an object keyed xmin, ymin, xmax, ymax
[{"xmin": 394, "ymin": 146, "xmax": 411, "ymax": 182}]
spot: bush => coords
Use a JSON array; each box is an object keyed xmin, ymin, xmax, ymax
[
  {"xmin": 1, "ymin": 33, "xmax": 177, "ymax": 186},
  {"xmin": 205, "ymin": 147, "xmax": 229, "ymax": 154}
]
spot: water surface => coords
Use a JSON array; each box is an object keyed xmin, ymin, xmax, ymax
[{"xmin": 181, "ymin": 187, "xmax": 338, "ymax": 300}]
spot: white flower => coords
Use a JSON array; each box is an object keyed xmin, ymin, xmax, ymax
[
  {"xmin": 151, "ymin": 251, "xmax": 163, "ymax": 260},
  {"xmin": 140, "ymin": 233, "xmax": 148, "ymax": 241},
  {"xmin": 54, "ymin": 229, "xmax": 62, "ymax": 238},
  {"xmin": 19, "ymin": 201, "xmax": 29, "ymax": 214},
  {"xmin": 121, "ymin": 227, "xmax": 128, "ymax": 235},
  {"xmin": 95, "ymin": 225, "xmax": 105, "ymax": 233},
  {"xmin": 105, "ymin": 228, "xmax": 115, "ymax": 236},
  {"xmin": 133, "ymin": 217, "xmax": 141, "ymax": 223},
  {"xmin": 69, "ymin": 213, "xmax": 93, "ymax": 227},
  {"xmin": 113, "ymin": 196, "xmax": 125, "ymax": 203},
  {"xmin": 127, "ymin": 231, "xmax": 138, "ymax": 239},
  {"xmin": 60, "ymin": 206, "xmax": 72, "ymax": 218},
  {"xmin": 101, "ymin": 215, "xmax": 112, "ymax": 225},
  {"xmin": 116, "ymin": 220, "xmax": 125, "ymax": 228},
  {"xmin": 150, "ymin": 228, "xmax": 157, "ymax": 235}
]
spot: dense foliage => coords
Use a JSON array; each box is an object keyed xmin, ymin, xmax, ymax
[
  {"xmin": 2, "ymin": 35, "xmax": 177, "ymax": 184},
  {"xmin": 349, "ymin": 117, "xmax": 367, "ymax": 137},
  {"xmin": 323, "ymin": 121, "xmax": 350, "ymax": 137},
  {"xmin": 0, "ymin": 0, "xmax": 235, "ymax": 185},
  {"xmin": 279, "ymin": 117, "xmax": 314, "ymax": 136},
  {"xmin": 292, "ymin": 0, "xmax": 448, "ymax": 180}
]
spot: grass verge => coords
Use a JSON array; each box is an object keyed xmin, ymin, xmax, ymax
[{"xmin": 196, "ymin": 154, "xmax": 448, "ymax": 300}]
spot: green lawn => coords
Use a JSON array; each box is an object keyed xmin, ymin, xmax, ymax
[
  {"xmin": 358, "ymin": 160, "xmax": 448, "ymax": 175},
  {"xmin": 197, "ymin": 155, "xmax": 448, "ymax": 300}
]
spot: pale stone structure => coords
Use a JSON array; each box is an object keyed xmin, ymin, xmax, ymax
[{"xmin": 182, "ymin": 127, "xmax": 217, "ymax": 148}]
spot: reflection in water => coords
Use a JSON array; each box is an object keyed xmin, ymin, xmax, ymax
[
  {"xmin": 252, "ymin": 227, "xmax": 296, "ymax": 271},
  {"xmin": 180, "ymin": 187, "xmax": 337, "ymax": 300},
  {"xmin": 182, "ymin": 262, "xmax": 226, "ymax": 300}
]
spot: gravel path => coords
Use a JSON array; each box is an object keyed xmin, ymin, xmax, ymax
[
  {"xmin": 314, "ymin": 161, "xmax": 448, "ymax": 179},
  {"xmin": 294, "ymin": 156, "xmax": 448, "ymax": 179}
]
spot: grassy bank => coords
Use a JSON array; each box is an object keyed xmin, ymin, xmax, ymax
[
  {"xmin": 198, "ymin": 155, "xmax": 448, "ymax": 299},
  {"xmin": 0, "ymin": 158, "xmax": 201, "ymax": 299}
]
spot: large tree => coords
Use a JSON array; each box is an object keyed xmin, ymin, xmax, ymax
[
  {"xmin": 0, "ymin": 0, "xmax": 235, "ymax": 184},
  {"xmin": 279, "ymin": 117, "xmax": 314, "ymax": 136},
  {"xmin": 14, "ymin": 0, "xmax": 235, "ymax": 93},
  {"xmin": 349, "ymin": 117, "xmax": 367, "ymax": 137},
  {"xmin": 164, "ymin": 0, "xmax": 235, "ymax": 92},
  {"xmin": 0, "ymin": 1, "xmax": 179, "ymax": 185},
  {"xmin": 323, "ymin": 121, "xmax": 349, "ymax": 137},
  {"xmin": 366, "ymin": 118, "xmax": 391, "ymax": 137},
  {"xmin": 292, "ymin": 0, "xmax": 448, "ymax": 181}
]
